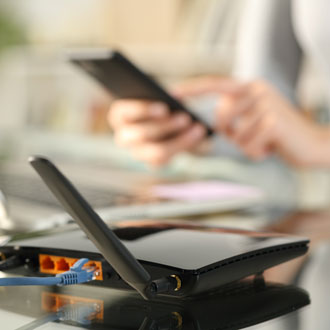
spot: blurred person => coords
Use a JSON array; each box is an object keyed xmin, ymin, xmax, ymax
[{"xmin": 108, "ymin": 0, "xmax": 330, "ymax": 167}]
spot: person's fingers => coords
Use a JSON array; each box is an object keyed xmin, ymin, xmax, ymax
[
  {"xmin": 109, "ymin": 100, "xmax": 169, "ymax": 127},
  {"xmin": 239, "ymin": 117, "xmax": 275, "ymax": 160},
  {"xmin": 172, "ymin": 76, "xmax": 245, "ymax": 98},
  {"xmin": 132, "ymin": 123, "xmax": 206, "ymax": 166},
  {"xmin": 114, "ymin": 113, "xmax": 192, "ymax": 146},
  {"xmin": 230, "ymin": 108, "xmax": 264, "ymax": 143},
  {"xmin": 216, "ymin": 92, "xmax": 255, "ymax": 134}
]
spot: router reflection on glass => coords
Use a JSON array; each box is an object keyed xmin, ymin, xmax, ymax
[
  {"xmin": 2, "ymin": 156, "xmax": 309, "ymax": 300},
  {"xmin": 0, "ymin": 280, "xmax": 310, "ymax": 329}
]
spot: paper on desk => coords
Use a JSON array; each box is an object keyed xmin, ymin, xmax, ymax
[{"xmin": 151, "ymin": 181, "xmax": 263, "ymax": 201}]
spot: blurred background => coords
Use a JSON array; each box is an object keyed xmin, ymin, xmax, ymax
[
  {"xmin": 0, "ymin": 0, "xmax": 325, "ymax": 156},
  {"xmin": 0, "ymin": 0, "xmax": 242, "ymax": 160},
  {"xmin": 0, "ymin": 0, "xmax": 329, "ymax": 226}
]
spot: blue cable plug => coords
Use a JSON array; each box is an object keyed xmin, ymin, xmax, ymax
[
  {"xmin": 0, "ymin": 258, "xmax": 95, "ymax": 287},
  {"xmin": 56, "ymin": 258, "xmax": 95, "ymax": 286}
]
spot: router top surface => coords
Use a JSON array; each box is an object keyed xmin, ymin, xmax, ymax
[{"xmin": 7, "ymin": 222, "xmax": 309, "ymax": 272}]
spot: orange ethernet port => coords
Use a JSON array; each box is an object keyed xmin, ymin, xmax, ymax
[
  {"xmin": 40, "ymin": 256, "xmax": 55, "ymax": 271},
  {"xmin": 56, "ymin": 258, "xmax": 70, "ymax": 271},
  {"xmin": 86, "ymin": 262, "xmax": 101, "ymax": 278},
  {"xmin": 39, "ymin": 254, "xmax": 103, "ymax": 280}
]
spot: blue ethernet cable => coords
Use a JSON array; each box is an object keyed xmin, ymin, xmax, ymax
[{"xmin": 0, "ymin": 258, "xmax": 95, "ymax": 286}]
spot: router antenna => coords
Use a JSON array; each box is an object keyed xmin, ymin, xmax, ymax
[{"xmin": 29, "ymin": 156, "xmax": 161, "ymax": 299}]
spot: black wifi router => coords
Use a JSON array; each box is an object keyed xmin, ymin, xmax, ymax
[{"xmin": 0, "ymin": 156, "xmax": 309, "ymax": 300}]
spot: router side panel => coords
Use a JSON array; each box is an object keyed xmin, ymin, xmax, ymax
[{"xmin": 189, "ymin": 243, "xmax": 308, "ymax": 295}]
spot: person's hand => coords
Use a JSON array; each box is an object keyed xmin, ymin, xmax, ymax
[
  {"xmin": 218, "ymin": 80, "xmax": 330, "ymax": 166},
  {"xmin": 108, "ymin": 100, "xmax": 207, "ymax": 166},
  {"xmin": 109, "ymin": 76, "xmax": 330, "ymax": 167},
  {"xmin": 176, "ymin": 77, "xmax": 330, "ymax": 167}
]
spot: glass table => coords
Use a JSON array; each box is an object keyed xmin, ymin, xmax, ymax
[
  {"xmin": 2, "ymin": 208, "xmax": 330, "ymax": 329},
  {"xmin": 0, "ymin": 277, "xmax": 311, "ymax": 330}
]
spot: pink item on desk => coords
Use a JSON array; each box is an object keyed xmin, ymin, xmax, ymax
[{"xmin": 151, "ymin": 181, "xmax": 263, "ymax": 201}]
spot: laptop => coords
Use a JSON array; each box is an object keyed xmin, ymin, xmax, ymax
[{"xmin": 0, "ymin": 158, "xmax": 263, "ymax": 232}]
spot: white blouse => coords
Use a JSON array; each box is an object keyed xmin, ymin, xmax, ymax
[{"xmin": 234, "ymin": 0, "xmax": 330, "ymax": 108}]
